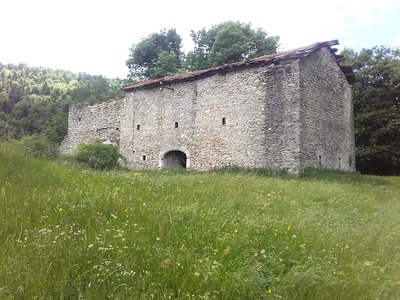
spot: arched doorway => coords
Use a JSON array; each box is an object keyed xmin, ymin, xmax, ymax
[{"xmin": 163, "ymin": 150, "xmax": 187, "ymax": 169}]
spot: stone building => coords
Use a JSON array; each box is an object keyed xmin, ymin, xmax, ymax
[{"xmin": 60, "ymin": 40, "xmax": 355, "ymax": 175}]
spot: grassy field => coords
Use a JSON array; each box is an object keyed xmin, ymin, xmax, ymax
[{"xmin": 1, "ymin": 142, "xmax": 400, "ymax": 299}]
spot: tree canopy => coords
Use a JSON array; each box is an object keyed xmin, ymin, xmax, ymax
[
  {"xmin": 341, "ymin": 46, "xmax": 400, "ymax": 175},
  {"xmin": 186, "ymin": 21, "xmax": 279, "ymax": 70},
  {"xmin": 126, "ymin": 29, "xmax": 183, "ymax": 80},
  {"xmin": 126, "ymin": 22, "xmax": 280, "ymax": 80}
]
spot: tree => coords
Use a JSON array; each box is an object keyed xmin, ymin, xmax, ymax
[
  {"xmin": 186, "ymin": 21, "xmax": 279, "ymax": 70},
  {"xmin": 341, "ymin": 46, "xmax": 400, "ymax": 175},
  {"xmin": 152, "ymin": 51, "xmax": 182, "ymax": 78},
  {"xmin": 126, "ymin": 29, "xmax": 183, "ymax": 80},
  {"xmin": 0, "ymin": 63, "xmax": 123, "ymax": 144}
]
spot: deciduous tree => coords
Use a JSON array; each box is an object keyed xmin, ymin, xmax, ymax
[
  {"xmin": 126, "ymin": 29, "xmax": 183, "ymax": 80},
  {"xmin": 342, "ymin": 46, "xmax": 400, "ymax": 175},
  {"xmin": 186, "ymin": 21, "xmax": 279, "ymax": 70}
]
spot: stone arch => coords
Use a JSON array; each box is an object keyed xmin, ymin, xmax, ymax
[{"xmin": 159, "ymin": 147, "xmax": 191, "ymax": 169}]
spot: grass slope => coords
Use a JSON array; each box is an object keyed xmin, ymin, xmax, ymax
[{"xmin": 1, "ymin": 142, "xmax": 400, "ymax": 299}]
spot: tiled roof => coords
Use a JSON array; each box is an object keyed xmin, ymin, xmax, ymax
[{"xmin": 122, "ymin": 40, "xmax": 354, "ymax": 92}]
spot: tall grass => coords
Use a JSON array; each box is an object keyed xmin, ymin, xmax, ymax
[{"xmin": 1, "ymin": 141, "xmax": 400, "ymax": 299}]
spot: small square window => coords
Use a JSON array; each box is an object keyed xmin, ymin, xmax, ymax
[
  {"xmin": 137, "ymin": 124, "xmax": 140, "ymax": 130},
  {"xmin": 222, "ymin": 117, "xmax": 226, "ymax": 125},
  {"xmin": 175, "ymin": 122, "xmax": 179, "ymax": 128},
  {"xmin": 142, "ymin": 155, "xmax": 147, "ymax": 161}
]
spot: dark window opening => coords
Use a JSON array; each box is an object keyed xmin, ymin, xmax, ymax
[
  {"xmin": 163, "ymin": 150, "xmax": 187, "ymax": 169},
  {"xmin": 137, "ymin": 124, "xmax": 140, "ymax": 130},
  {"xmin": 318, "ymin": 155, "xmax": 322, "ymax": 166},
  {"xmin": 116, "ymin": 128, "xmax": 119, "ymax": 131},
  {"xmin": 78, "ymin": 117, "xmax": 81, "ymax": 122},
  {"xmin": 222, "ymin": 117, "xmax": 226, "ymax": 125},
  {"xmin": 175, "ymin": 122, "xmax": 179, "ymax": 128},
  {"xmin": 142, "ymin": 155, "xmax": 146, "ymax": 161},
  {"xmin": 339, "ymin": 157, "xmax": 341, "ymax": 168}
]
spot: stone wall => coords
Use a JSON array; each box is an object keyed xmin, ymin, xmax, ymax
[
  {"xmin": 60, "ymin": 45, "xmax": 355, "ymax": 175},
  {"xmin": 299, "ymin": 48, "xmax": 355, "ymax": 171},
  {"xmin": 117, "ymin": 61, "xmax": 304, "ymax": 172},
  {"xmin": 263, "ymin": 60, "xmax": 302, "ymax": 174},
  {"xmin": 60, "ymin": 100, "xmax": 123, "ymax": 153}
]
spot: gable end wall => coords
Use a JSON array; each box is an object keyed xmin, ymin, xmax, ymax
[{"xmin": 299, "ymin": 47, "xmax": 355, "ymax": 171}]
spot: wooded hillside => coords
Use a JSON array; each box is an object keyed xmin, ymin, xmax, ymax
[{"xmin": 0, "ymin": 63, "xmax": 123, "ymax": 144}]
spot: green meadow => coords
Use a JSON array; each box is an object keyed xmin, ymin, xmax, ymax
[{"xmin": 1, "ymin": 142, "xmax": 400, "ymax": 299}]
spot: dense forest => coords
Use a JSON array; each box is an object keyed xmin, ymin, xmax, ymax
[
  {"xmin": 1, "ymin": 22, "xmax": 399, "ymax": 175},
  {"xmin": 342, "ymin": 47, "xmax": 400, "ymax": 175},
  {"xmin": 0, "ymin": 63, "xmax": 124, "ymax": 146}
]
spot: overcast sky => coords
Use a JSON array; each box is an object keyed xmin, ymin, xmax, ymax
[{"xmin": 1, "ymin": 0, "xmax": 400, "ymax": 78}]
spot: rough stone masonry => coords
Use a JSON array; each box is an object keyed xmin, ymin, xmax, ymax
[{"xmin": 60, "ymin": 40, "xmax": 356, "ymax": 175}]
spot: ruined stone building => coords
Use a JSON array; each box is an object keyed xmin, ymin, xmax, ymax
[{"xmin": 60, "ymin": 40, "xmax": 355, "ymax": 175}]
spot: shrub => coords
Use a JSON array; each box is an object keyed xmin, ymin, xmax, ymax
[
  {"xmin": 20, "ymin": 134, "xmax": 59, "ymax": 158},
  {"xmin": 75, "ymin": 140, "xmax": 120, "ymax": 170}
]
